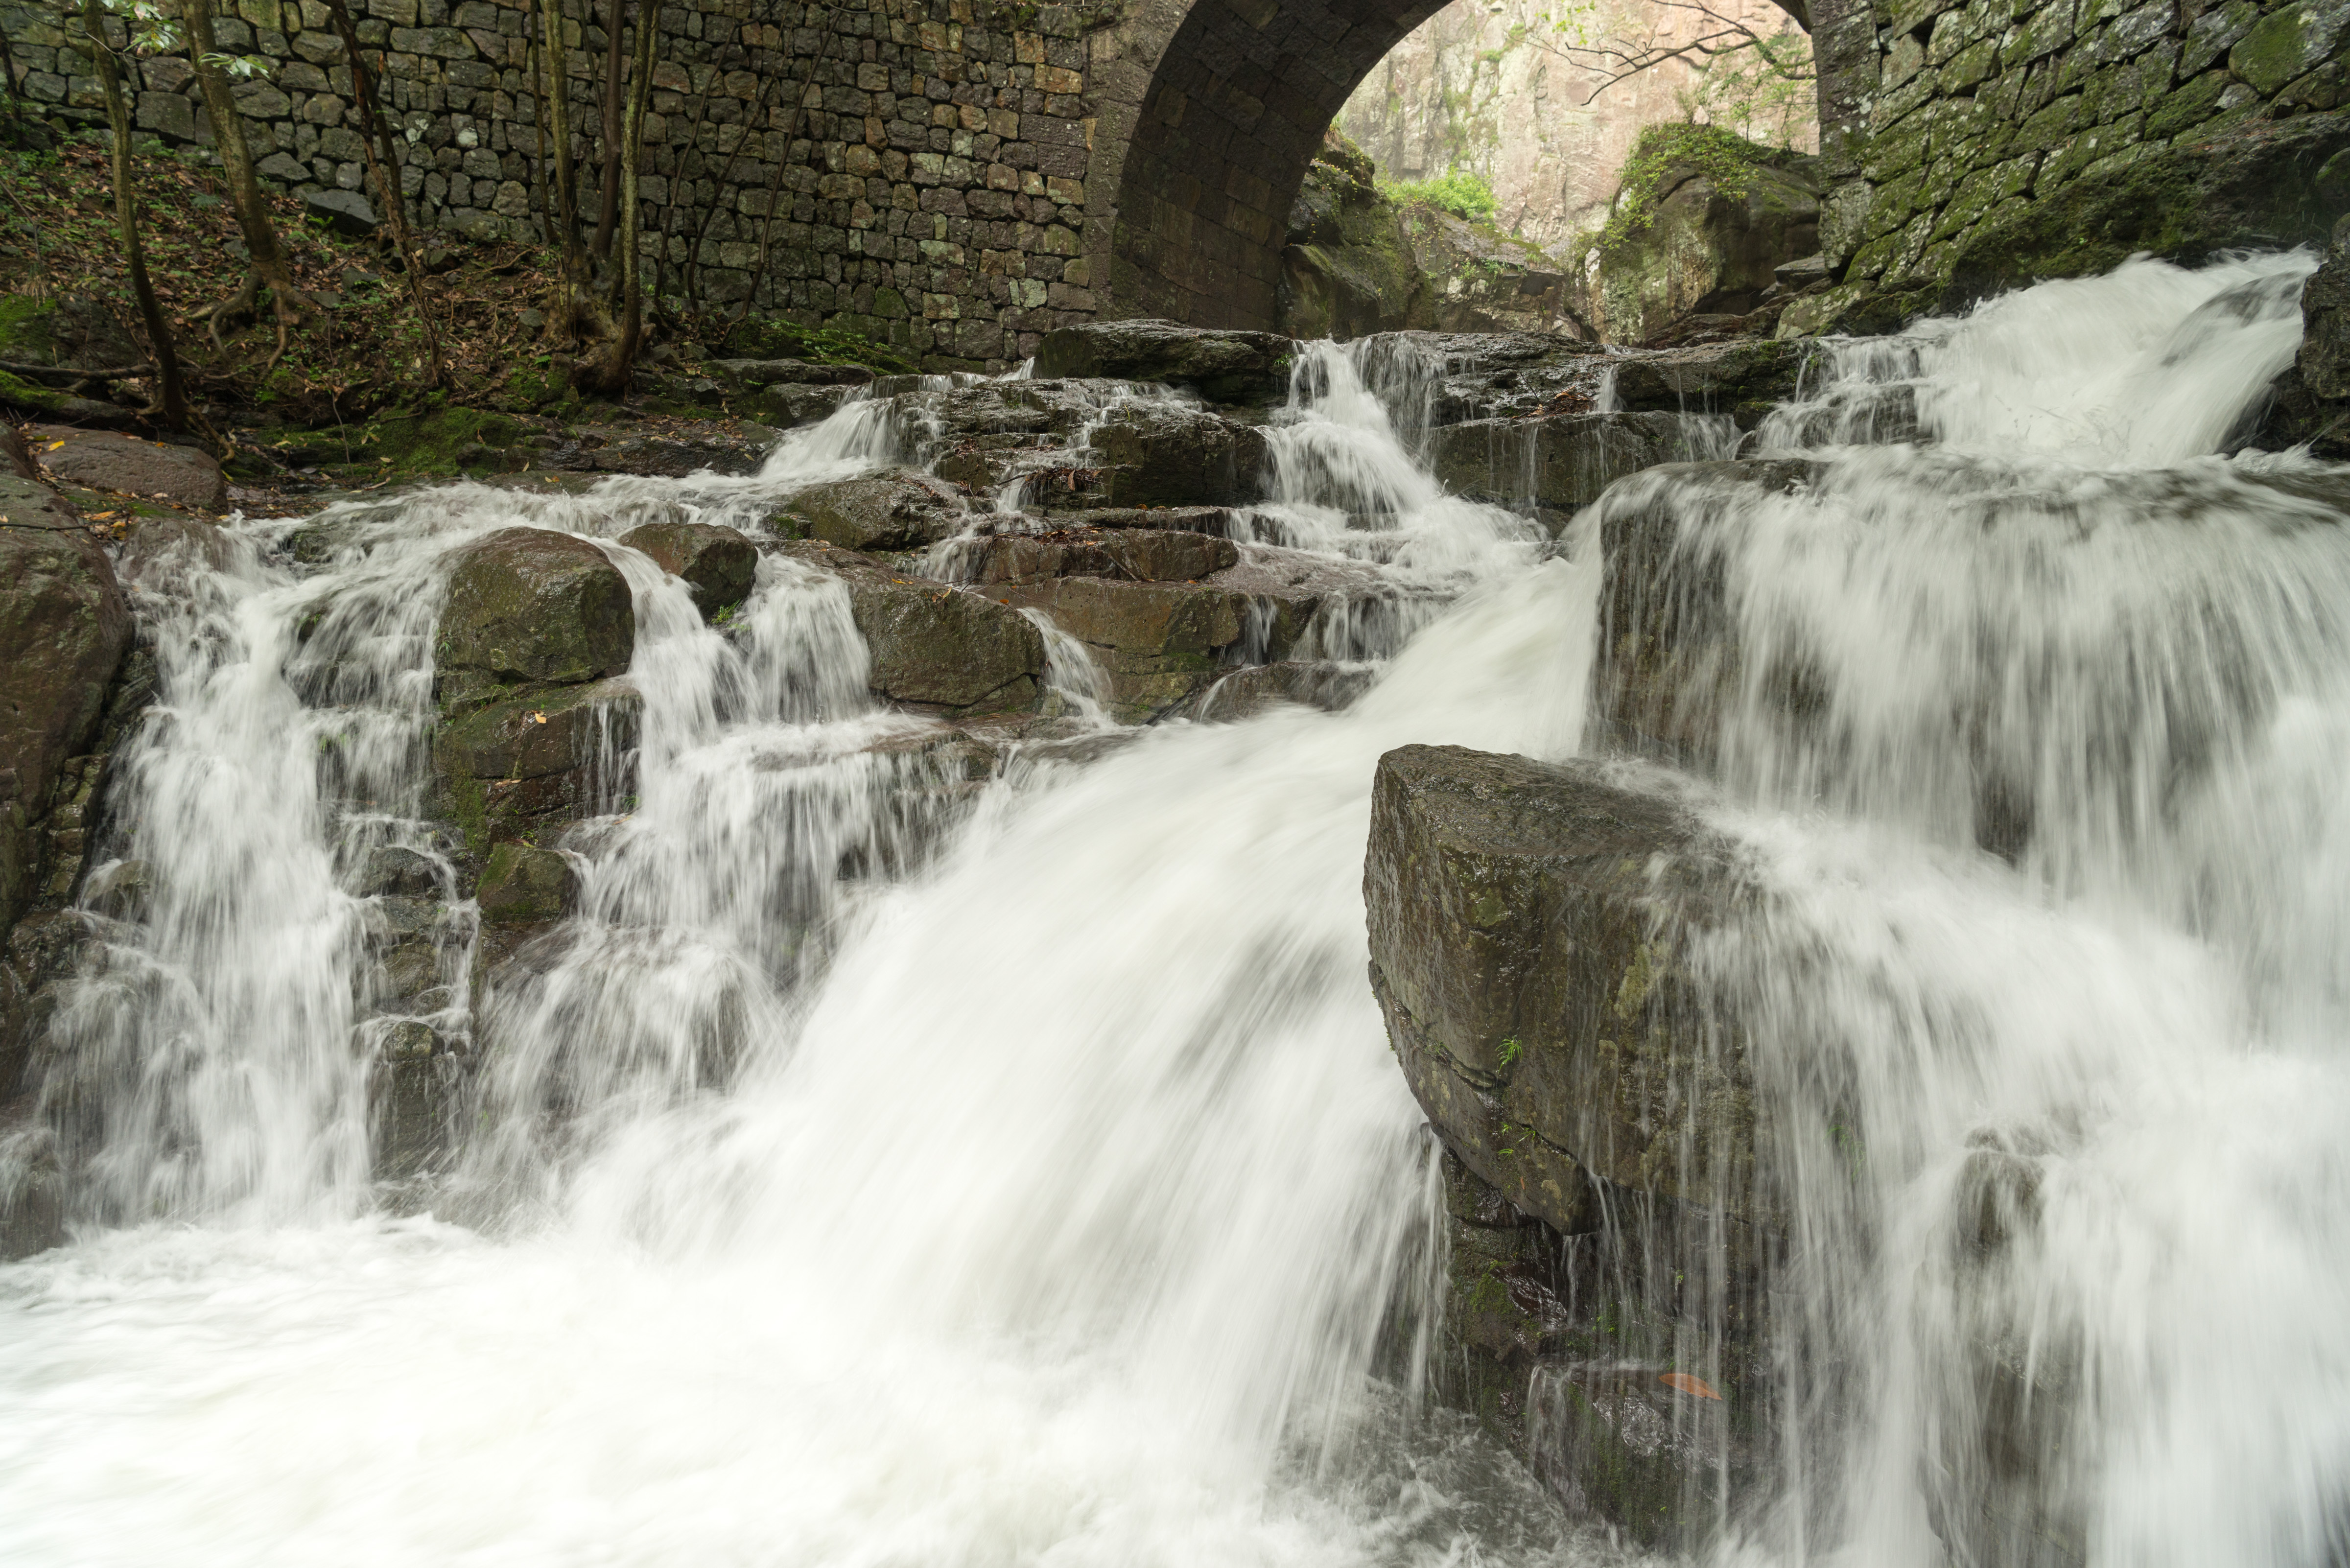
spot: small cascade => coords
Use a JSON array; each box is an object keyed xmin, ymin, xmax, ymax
[{"xmin": 0, "ymin": 250, "xmax": 2343, "ymax": 1568}]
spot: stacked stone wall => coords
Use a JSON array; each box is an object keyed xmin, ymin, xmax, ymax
[
  {"xmin": 1812, "ymin": 0, "xmax": 2350, "ymax": 306},
  {"xmin": 1, "ymin": 0, "xmax": 1115, "ymax": 370}
]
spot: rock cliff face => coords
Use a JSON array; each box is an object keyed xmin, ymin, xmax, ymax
[{"xmin": 1339, "ymin": 0, "xmax": 1816, "ymax": 258}]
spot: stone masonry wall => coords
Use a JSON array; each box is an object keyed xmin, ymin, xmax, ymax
[
  {"xmin": 1, "ymin": 0, "xmax": 1112, "ymax": 371},
  {"xmin": 1810, "ymin": 0, "xmax": 2350, "ymax": 314}
]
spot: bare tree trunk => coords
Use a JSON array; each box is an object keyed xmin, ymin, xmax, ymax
[
  {"xmin": 589, "ymin": 0, "xmax": 627, "ymax": 261},
  {"xmin": 181, "ymin": 0, "xmax": 316, "ymax": 362},
  {"xmin": 78, "ymin": 0, "xmax": 185, "ymax": 428},
  {"xmin": 539, "ymin": 0, "xmax": 586, "ymax": 276},
  {"xmin": 576, "ymin": 0, "xmax": 657, "ymax": 391},
  {"xmin": 318, "ymin": 0, "xmax": 445, "ymax": 388}
]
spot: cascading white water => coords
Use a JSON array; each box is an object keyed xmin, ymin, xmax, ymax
[
  {"xmin": 1595, "ymin": 250, "xmax": 2350, "ymax": 1567},
  {"xmin": 0, "ymin": 343, "xmax": 1629, "ymax": 1566},
  {"xmin": 4, "ymin": 250, "xmax": 2345, "ymax": 1568}
]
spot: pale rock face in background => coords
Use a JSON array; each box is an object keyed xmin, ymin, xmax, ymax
[{"xmin": 1340, "ymin": 0, "xmax": 1816, "ymax": 260}]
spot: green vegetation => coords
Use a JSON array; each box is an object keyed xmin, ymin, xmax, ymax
[
  {"xmin": 718, "ymin": 317, "xmax": 917, "ymax": 376},
  {"xmin": 1598, "ymin": 124, "xmax": 1782, "ymax": 252},
  {"xmin": 1382, "ymin": 168, "xmax": 1499, "ymax": 224}
]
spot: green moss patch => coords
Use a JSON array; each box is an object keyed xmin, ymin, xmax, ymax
[{"xmin": 718, "ymin": 317, "xmax": 916, "ymax": 375}]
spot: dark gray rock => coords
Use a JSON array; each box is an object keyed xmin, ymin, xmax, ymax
[
  {"xmin": 1088, "ymin": 401, "xmax": 1269, "ymax": 508},
  {"xmin": 780, "ymin": 470, "xmax": 968, "ymax": 553},
  {"xmin": 302, "ymin": 187, "xmax": 379, "ymax": 236},
  {"xmin": 617, "ymin": 519, "xmax": 758, "ymax": 619},
  {"xmin": 1033, "ymin": 319, "xmax": 1298, "ymax": 406},
  {"xmin": 24, "ymin": 425, "xmax": 228, "ymax": 510},
  {"xmin": 1430, "ymin": 411, "xmax": 1703, "ymax": 510},
  {"xmin": 475, "ymin": 842, "xmax": 577, "ymax": 925},
  {"xmin": 773, "ymin": 540, "xmax": 1045, "ymax": 714},
  {"xmin": 1365, "ymin": 743, "xmax": 1762, "ymax": 1229}
]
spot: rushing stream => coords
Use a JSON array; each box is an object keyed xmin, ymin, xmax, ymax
[{"xmin": 0, "ymin": 253, "xmax": 2345, "ymax": 1567}]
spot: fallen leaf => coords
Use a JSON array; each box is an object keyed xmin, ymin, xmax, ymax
[{"xmin": 1660, "ymin": 1373, "xmax": 1720, "ymax": 1401}]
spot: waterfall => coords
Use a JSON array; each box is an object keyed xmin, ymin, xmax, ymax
[{"xmin": 0, "ymin": 252, "xmax": 2344, "ymax": 1568}]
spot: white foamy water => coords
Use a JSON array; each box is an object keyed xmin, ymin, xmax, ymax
[
  {"xmin": 4, "ymin": 251, "xmax": 2345, "ymax": 1568},
  {"xmin": 1596, "ymin": 252, "xmax": 2350, "ymax": 1567},
  {"xmin": 0, "ymin": 350, "xmax": 1629, "ymax": 1567}
]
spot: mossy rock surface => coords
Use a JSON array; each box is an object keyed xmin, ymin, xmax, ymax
[
  {"xmin": 437, "ymin": 528, "xmax": 634, "ymax": 702},
  {"xmin": 361, "ymin": 406, "xmax": 530, "ymax": 475},
  {"xmin": 1943, "ymin": 110, "xmax": 2350, "ymax": 306},
  {"xmin": 1277, "ymin": 137, "xmax": 1435, "ymax": 341},
  {"xmin": 476, "ymin": 841, "xmax": 578, "ymax": 925}
]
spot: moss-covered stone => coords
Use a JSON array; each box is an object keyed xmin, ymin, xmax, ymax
[
  {"xmin": 1590, "ymin": 129, "xmax": 1821, "ymax": 337},
  {"xmin": 437, "ymin": 528, "xmax": 634, "ymax": 703},
  {"xmin": 1365, "ymin": 743, "xmax": 1766, "ymax": 1228},
  {"xmin": 1276, "ymin": 132, "xmax": 1434, "ymax": 341},
  {"xmin": 359, "ymin": 406, "xmax": 530, "ymax": 476},
  {"xmin": 475, "ymin": 841, "xmax": 578, "ymax": 925}
]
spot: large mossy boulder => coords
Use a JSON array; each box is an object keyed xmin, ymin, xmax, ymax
[
  {"xmin": 1581, "ymin": 127, "xmax": 1821, "ymax": 347},
  {"xmin": 1032, "ymin": 320, "xmax": 1297, "ymax": 407},
  {"xmin": 1277, "ymin": 132, "xmax": 1436, "ymax": 341},
  {"xmin": 433, "ymin": 528, "xmax": 640, "ymax": 861},
  {"xmin": 1365, "ymin": 744, "xmax": 1762, "ymax": 1229},
  {"xmin": 436, "ymin": 528, "xmax": 634, "ymax": 704}
]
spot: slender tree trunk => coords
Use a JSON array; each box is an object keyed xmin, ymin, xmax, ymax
[
  {"xmin": 539, "ymin": 0, "xmax": 585, "ymax": 275},
  {"xmin": 79, "ymin": 0, "xmax": 185, "ymax": 428},
  {"xmin": 182, "ymin": 0, "xmax": 315, "ymax": 359},
  {"xmin": 317, "ymin": 0, "xmax": 445, "ymax": 388},
  {"xmin": 589, "ymin": 0, "xmax": 627, "ymax": 261},
  {"xmin": 577, "ymin": 0, "xmax": 656, "ymax": 392}
]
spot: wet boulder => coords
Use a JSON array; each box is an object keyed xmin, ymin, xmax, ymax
[
  {"xmin": 1088, "ymin": 402, "xmax": 1269, "ymax": 508},
  {"xmin": 476, "ymin": 842, "xmax": 580, "ymax": 925},
  {"xmin": 0, "ymin": 483, "xmax": 132, "ymax": 930},
  {"xmin": 435, "ymin": 679, "xmax": 642, "ymax": 855},
  {"xmin": 617, "ymin": 520, "xmax": 758, "ymax": 620},
  {"xmin": 1031, "ymin": 505, "xmax": 1237, "ymax": 535},
  {"xmin": 1033, "ymin": 320, "xmax": 1298, "ymax": 407},
  {"xmin": 782, "ymin": 470, "xmax": 968, "ymax": 553},
  {"xmin": 997, "ymin": 575, "xmax": 1251, "ymax": 719},
  {"xmin": 436, "ymin": 528, "xmax": 635, "ymax": 705},
  {"xmin": 1606, "ymin": 341, "xmax": 1815, "ymax": 428},
  {"xmin": 1430, "ymin": 411, "xmax": 1706, "ymax": 512},
  {"xmin": 371, "ymin": 1021, "xmax": 469, "ymax": 1180},
  {"xmin": 22, "ymin": 426, "xmax": 228, "ymax": 511},
  {"xmin": 1590, "ymin": 459, "xmax": 1824, "ymax": 769},
  {"xmin": 774, "ymin": 540, "xmax": 1045, "ymax": 714},
  {"xmin": 1184, "ymin": 660, "xmax": 1375, "ymax": 720},
  {"xmin": 1365, "ymin": 744, "xmax": 1763, "ymax": 1229}
]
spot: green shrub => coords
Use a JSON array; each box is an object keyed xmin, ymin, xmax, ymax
[{"xmin": 1382, "ymin": 168, "xmax": 1499, "ymax": 224}]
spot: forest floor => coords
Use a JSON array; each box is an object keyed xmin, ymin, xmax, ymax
[{"xmin": 0, "ymin": 121, "xmax": 906, "ymax": 501}]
